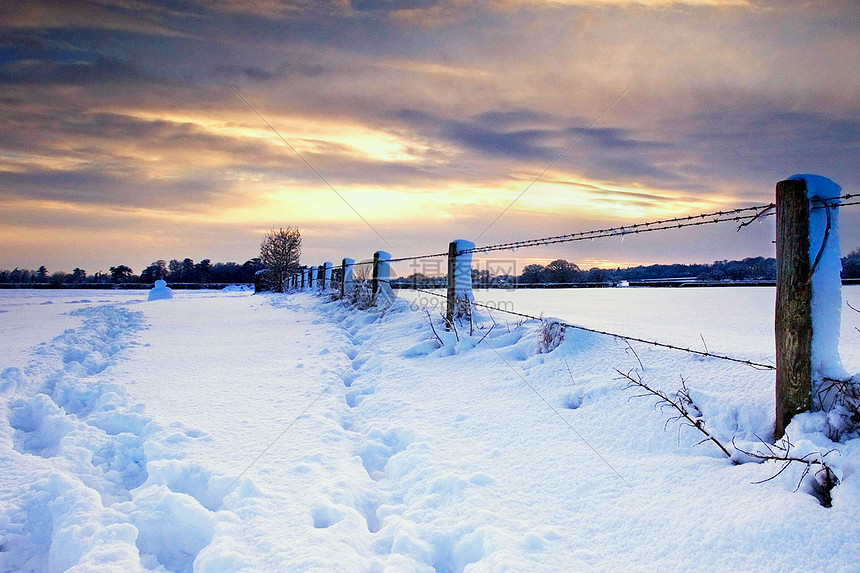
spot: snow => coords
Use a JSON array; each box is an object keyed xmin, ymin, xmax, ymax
[
  {"xmin": 324, "ymin": 262, "xmax": 333, "ymax": 290},
  {"xmin": 374, "ymin": 251, "xmax": 395, "ymax": 306},
  {"xmin": 343, "ymin": 258, "xmax": 355, "ymax": 295},
  {"xmin": 221, "ymin": 285, "xmax": 253, "ymax": 293},
  {"xmin": 147, "ymin": 280, "xmax": 173, "ymax": 301},
  {"xmin": 452, "ymin": 240, "xmax": 475, "ymax": 305},
  {"xmin": 789, "ymin": 174, "xmax": 847, "ymax": 385},
  {"xmin": 1, "ymin": 287, "xmax": 859, "ymax": 570}
]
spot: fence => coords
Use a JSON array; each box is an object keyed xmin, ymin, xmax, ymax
[{"xmin": 282, "ymin": 176, "xmax": 856, "ymax": 438}]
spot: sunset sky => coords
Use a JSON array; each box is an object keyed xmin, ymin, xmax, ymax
[{"xmin": 1, "ymin": 0, "xmax": 858, "ymax": 276}]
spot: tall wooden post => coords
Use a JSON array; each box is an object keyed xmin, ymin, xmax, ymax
[
  {"xmin": 445, "ymin": 241, "xmax": 457, "ymax": 331},
  {"xmin": 323, "ymin": 262, "xmax": 332, "ymax": 291},
  {"xmin": 775, "ymin": 178, "xmax": 813, "ymax": 438},
  {"xmin": 371, "ymin": 251, "xmax": 380, "ymax": 305},
  {"xmin": 341, "ymin": 258, "xmax": 355, "ymax": 299}
]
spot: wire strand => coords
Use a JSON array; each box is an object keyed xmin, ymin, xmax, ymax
[
  {"xmin": 407, "ymin": 287, "xmax": 776, "ymax": 370},
  {"xmin": 302, "ymin": 194, "xmax": 856, "ymax": 267}
]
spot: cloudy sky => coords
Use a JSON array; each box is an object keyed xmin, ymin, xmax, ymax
[{"xmin": 1, "ymin": 0, "xmax": 858, "ymax": 276}]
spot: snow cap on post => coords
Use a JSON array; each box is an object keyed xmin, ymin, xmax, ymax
[
  {"xmin": 452, "ymin": 239, "xmax": 475, "ymax": 307},
  {"xmin": 373, "ymin": 251, "xmax": 394, "ymax": 306},
  {"xmin": 324, "ymin": 262, "xmax": 333, "ymax": 290},
  {"xmin": 789, "ymin": 174, "xmax": 846, "ymax": 385},
  {"xmin": 342, "ymin": 258, "xmax": 355, "ymax": 296}
]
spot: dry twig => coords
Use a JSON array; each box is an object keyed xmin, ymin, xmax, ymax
[
  {"xmin": 425, "ymin": 309, "xmax": 443, "ymax": 346},
  {"xmin": 732, "ymin": 436, "xmax": 838, "ymax": 507},
  {"xmin": 617, "ymin": 369, "xmax": 732, "ymax": 458}
]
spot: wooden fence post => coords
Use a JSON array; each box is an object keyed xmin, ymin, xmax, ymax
[
  {"xmin": 371, "ymin": 252, "xmax": 380, "ymax": 303},
  {"xmin": 445, "ymin": 240, "xmax": 476, "ymax": 331},
  {"xmin": 371, "ymin": 251, "xmax": 393, "ymax": 306},
  {"xmin": 445, "ymin": 241, "xmax": 457, "ymax": 330},
  {"xmin": 300, "ymin": 267, "xmax": 305, "ymax": 290},
  {"xmin": 323, "ymin": 262, "xmax": 332, "ymax": 291},
  {"xmin": 342, "ymin": 258, "xmax": 354, "ymax": 298},
  {"xmin": 775, "ymin": 178, "xmax": 812, "ymax": 438}
]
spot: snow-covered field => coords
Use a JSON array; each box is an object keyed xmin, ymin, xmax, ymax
[{"xmin": 1, "ymin": 286, "xmax": 859, "ymax": 572}]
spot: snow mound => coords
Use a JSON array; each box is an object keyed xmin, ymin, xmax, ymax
[{"xmin": 147, "ymin": 279, "xmax": 173, "ymax": 301}]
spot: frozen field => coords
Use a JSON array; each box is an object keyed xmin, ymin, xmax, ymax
[
  {"xmin": 1, "ymin": 286, "xmax": 859, "ymax": 572},
  {"xmin": 406, "ymin": 285, "xmax": 860, "ymax": 369}
]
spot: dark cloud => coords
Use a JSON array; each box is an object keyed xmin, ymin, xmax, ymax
[
  {"xmin": 0, "ymin": 54, "xmax": 143, "ymax": 86},
  {"xmin": 0, "ymin": 31, "xmax": 47, "ymax": 54},
  {"xmin": 213, "ymin": 59, "xmax": 328, "ymax": 82},
  {"xmin": 0, "ymin": 0, "xmax": 191, "ymax": 37},
  {"xmin": 677, "ymin": 108, "xmax": 860, "ymax": 194},
  {"xmin": 474, "ymin": 109, "xmax": 550, "ymax": 128},
  {"xmin": 214, "ymin": 65, "xmax": 275, "ymax": 81},
  {"xmin": 0, "ymin": 168, "xmax": 227, "ymax": 210},
  {"xmin": 352, "ymin": 0, "xmax": 442, "ymax": 12},
  {"xmin": 446, "ymin": 123, "xmax": 550, "ymax": 160},
  {"xmin": 383, "ymin": 107, "xmax": 682, "ymax": 184}
]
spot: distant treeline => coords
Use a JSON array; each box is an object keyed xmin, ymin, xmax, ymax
[
  {"xmin": 399, "ymin": 249, "xmax": 860, "ymax": 287},
  {"xmin": 2, "ymin": 250, "xmax": 859, "ymax": 287},
  {"xmin": 0, "ymin": 258, "xmax": 264, "ymax": 286},
  {"xmin": 509, "ymin": 249, "xmax": 860, "ymax": 284}
]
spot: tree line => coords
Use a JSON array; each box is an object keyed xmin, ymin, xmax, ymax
[
  {"xmin": 516, "ymin": 257, "xmax": 779, "ymax": 284},
  {"xmin": 399, "ymin": 248, "xmax": 860, "ymax": 287},
  {"xmin": 512, "ymin": 249, "xmax": 860, "ymax": 284},
  {"xmin": 3, "ymin": 246, "xmax": 858, "ymax": 287},
  {"xmin": 0, "ymin": 258, "xmax": 265, "ymax": 286}
]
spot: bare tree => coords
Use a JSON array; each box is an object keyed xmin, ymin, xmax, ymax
[{"xmin": 260, "ymin": 227, "xmax": 301, "ymax": 292}]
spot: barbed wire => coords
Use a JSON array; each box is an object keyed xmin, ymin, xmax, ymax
[
  {"xmin": 312, "ymin": 194, "xmax": 856, "ymax": 267},
  {"xmin": 463, "ymin": 203, "xmax": 774, "ymax": 255},
  {"xmin": 407, "ymin": 286, "xmax": 777, "ymax": 370},
  {"xmin": 388, "ymin": 252, "xmax": 449, "ymax": 263}
]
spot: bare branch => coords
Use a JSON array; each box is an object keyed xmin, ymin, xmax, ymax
[
  {"xmin": 623, "ymin": 339, "xmax": 644, "ymax": 371},
  {"xmin": 616, "ymin": 369, "xmax": 733, "ymax": 459},
  {"xmin": 476, "ymin": 323, "xmax": 496, "ymax": 345},
  {"xmin": 699, "ymin": 333, "xmax": 709, "ymax": 355},
  {"xmin": 424, "ymin": 309, "xmax": 443, "ymax": 346},
  {"xmin": 731, "ymin": 436, "xmax": 839, "ymax": 507}
]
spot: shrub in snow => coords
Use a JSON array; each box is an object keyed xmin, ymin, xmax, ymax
[
  {"xmin": 147, "ymin": 279, "xmax": 173, "ymax": 301},
  {"xmin": 538, "ymin": 318, "xmax": 565, "ymax": 353},
  {"xmin": 346, "ymin": 279, "xmax": 375, "ymax": 309}
]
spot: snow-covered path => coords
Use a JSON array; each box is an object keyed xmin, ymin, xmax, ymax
[{"xmin": 2, "ymin": 289, "xmax": 859, "ymax": 571}]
